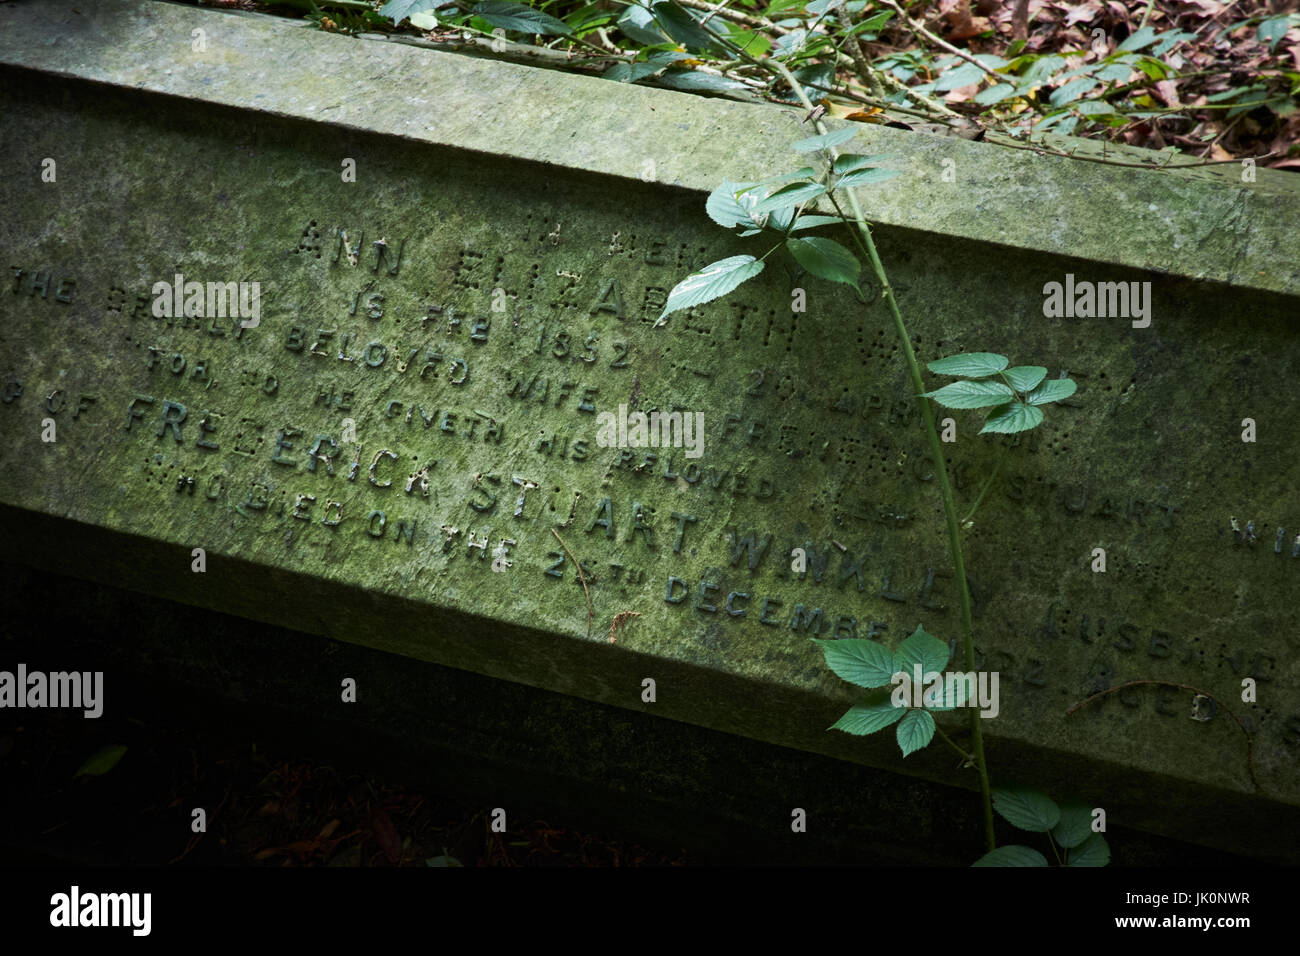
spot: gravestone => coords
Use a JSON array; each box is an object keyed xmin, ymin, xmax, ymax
[{"xmin": 1, "ymin": 0, "xmax": 1297, "ymax": 860}]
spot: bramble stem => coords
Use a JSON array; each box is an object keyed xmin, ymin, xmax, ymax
[
  {"xmin": 962, "ymin": 441, "xmax": 1009, "ymax": 526},
  {"xmin": 933, "ymin": 723, "xmax": 974, "ymax": 763},
  {"xmin": 760, "ymin": 55, "xmax": 997, "ymax": 854}
]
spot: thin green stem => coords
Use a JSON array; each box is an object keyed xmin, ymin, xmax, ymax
[
  {"xmin": 933, "ymin": 723, "xmax": 974, "ymax": 763},
  {"xmin": 1047, "ymin": 832, "xmax": 1064, "ymax": 865},
  {"xmin": 826, "ymin": 192, "xmax": 872, "ymax": 261},
  {"xmin": 962, "ymin": 441, "xmax": 1008, "ymax": 526},
  {"xmin": 1138, "ymin": 0, "xmax": 1157, "ymax": 31},
  {"xmin": 762, "ymin": 54, "xmax": 997, "ymax": 854}
]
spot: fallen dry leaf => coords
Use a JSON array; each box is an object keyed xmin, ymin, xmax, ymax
[
  {"xmin": 318, "ymin": 819, "xmax": 342, "ymax": 840},
  {"xmin": 940, "ymin": 0, "xmax": 991, "ymax": 41}
]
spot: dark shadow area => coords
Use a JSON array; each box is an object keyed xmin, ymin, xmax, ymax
[{"xmin": 0, "ymin": 561, "xmax": 1258, "ymax": 866}]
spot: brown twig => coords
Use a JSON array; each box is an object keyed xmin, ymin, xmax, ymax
[
  {"xmin": 1200, "ymin": 113, "xmax": 1244, "ymax": 158},
  {"xmin": 984, "ymin": 133, "xmax": 1279, "ymax": 169},
  {"xmin": 673, "ymin": 0, "xmax": 795, "ymax": 34},
  {"xmin": 846, "ymin": 18, "xmax": 888, "ymax": 100},
  {"xmin": 551, "ymin": 528, "xmax": 592, "ymax": 639},
  {"xmin": 1011, "ymin": 0, "xmax": 1029, "ymax": 42},
  {"xmin": 783, "ymin": 74, "xmax": 967, "ymax": 123},
  {"xmin": 608, "ymin": 610, "xmax": 642, "ymax": 644},
  {"xmin": 1065, "ymin": 680, "xmax": 1260, "ymax": 792},
  {"xmin": 695, "ymin": 0, "xmax": 734, "ymax": 30}
]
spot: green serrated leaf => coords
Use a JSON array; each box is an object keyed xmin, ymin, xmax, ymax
[
  {"xmin": 724, "ymin": 26, "xmax": 771, "ymax": 58},
  {"xmin": 926, "ymin": 352, "xmax": 1008, "ymax": 377},
  {"xmin": 425, "ymin": 854, "xmax": 464, "ymax": 867},
  {"xmin": 789, "ymin": 214, "xmax": 848, "ymax": 231},
  {"xmin": 793, "ymin": 63, "xmax": 835, "ymax": 96},
  {"xmin": 768, "ymin": 204, "xmax": 796, "ymax": 233},
  {"xmin": 896, "ymin": 709, "xmax": 935, "ymax": 757},
  {"xmin": 1065, "ymin": 833, "xmax": 1111, "ymax": 867},
  {"xmin": 1259, "ymin": 15, "xmax": 1293, "ymax": 53},
  {"xmin": 645, "ymin": 50, "xmax": 695, "ymax": 66},
  {"xmin": 1026, "ymin": 377, "xmax": 1077, "ymax": 405},
  {"xmin": 979, "ymin": 401, "xmax": 1043, "ymax": 434},
  {"xmin": 831, "ymin": 701, "xmax": 905, "ymax": 736},
  {"xmin": 1095, "ymin": 61, "xmax": 1134, "ymax": 83},
  {"xmin": 836, "ymin": 167, "xmax": 901, "ymax": 189},
  {"xmin": 925, "ymin": 671, "xmax": 972, "ymax": 711},
  {"xmin": 651, "ymin": 0, "xmax": 722, "ymax": 53},
  {"xmin": 1049, "ymin": 77, "xmax": 1101, "ymax": 107},
  {"xmin": 617, "ymin": 5, "xmax": 667, "ymax": 45},
  {"xmin": 1152, "ymin": 29, "xmax": 1195, "ymax": 57},
  {"xmin": 982, "ymin": 398, "xmax": 1039, "ymax": 430},
  {"xmin": 472, "ymin": 1, "xmax": 569, "ymax": 35},
  {"xmin": 923, "ymin": 380, "xmax": 1015, "ymax": 409},
  {"xmin": 753, "ymin": 181, "xmax": 826, "ymax": 214},
  {"xmin": 706, "ymin": 180, "xmax": 763, "ymax": 230},
  {"xmin": 1039, "ymin": 111, "xmax": 1079, "ymax": 135},
  {"xmin": 847, "ymin": 10, "xmax": 893, "ymax": 37},
  {"xmin": 378, "ymin": 0, "xmax": 439, "ymax": 26},
  {"xmin": 993, "ymin": 788, "xmax": 1061, "ymax": 832},
  {"xmin": 75, "ymin": 744, "xmax": 128, "ymax": 778},
  {"xmin": 1023, "ymin": 53, "xmax": 1066, "ymax": 84},
  {"xmin": 772, "ymin": 28, "xmax": 809, "ymax": 58},
  {"xmin": 654, "ymin": 71, "xmax": 750, "ymax": 93},
  {"xmin": 893, "ymin": 624, "xmax": 951, "ymax": 676},
  {"xmin": 935, "ymin": 62, "xmax": 985, "ymax": 92},
  {"xmin": 791, "ymin": 127, "xmax": 859, "ymax": 151},
  {"xmin": 1118, "ymin": 25, "xmax": 1159, "ymax": 52},
  {"xmin": 1001, "ymin": 365, "xmax": 1047, "ymax": 391},
  {"xmin": 604, "ymin": 61, "xmax": 670, "ymax": 84},
  {"xmin": 832, "ymin": 152, "xmax": 898, "ymax": 174},
  {"xmin": 659, "ymin": 255, "xmax": 763, "ymax": 322},
  {"xmin": 1052, "ymin": 803, "xmax": 1095, "ymax": 849},
  {"xmin": 1074, "ymin": 100, "xmax": 1118, "ymax": 118},
  {"xmin": 567, "ymin": 6, "xmax": 616, "ymax": 33},
  {"xmin": 785, "ymin": 236, "xmax": 860, "ymax": 287},
  {"xmin": 1134, "ymin": 56, "xmax": 1170, "ymax": 80},
  {"xmin": 812, "ymin": 637, "xmax": 896, "ymax": 687},
  {"xmin": 975, "ymin": 82, "xmax": 1021, "ymax": 106},
  {"xmin": 973, "ymin": 845, "xmax": 1049, "ymax": 867}
]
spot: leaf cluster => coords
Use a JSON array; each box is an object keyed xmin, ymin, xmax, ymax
[
  {"xmin": 364, "ymin": 3, "xmax": 1297, "ymax": 157},
  {"xmin": 973, "ymin": 788, "xmax": 1110, "ymax": 867},
  {"xmin": 922, "ymin": 352, "xmax": 1076, "ymax": 435},
  {"xmin": 658, "ymin": 128, "xmax": 900, "ymax": 322},
  {"xmin": 812, "ymin": 625, "xmax": 964, "ymax": 758},
  {"xmin": 378, "ymin": 0, "xmax": 572, "ymax": 36}
]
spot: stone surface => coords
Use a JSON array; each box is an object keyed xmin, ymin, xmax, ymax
[{"xmin": 1, "ymin": 0, "xmax": 1298, "ymax": 860}]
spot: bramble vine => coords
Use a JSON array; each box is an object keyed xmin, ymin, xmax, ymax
[{"xmin": 655, "ymin": 38, "xmax": 1093, "ymax": 860}]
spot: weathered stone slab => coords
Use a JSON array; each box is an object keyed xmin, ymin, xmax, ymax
[{"xmin": 1, "ymin": 0, "xmax": 1298, "ymax": 860}]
